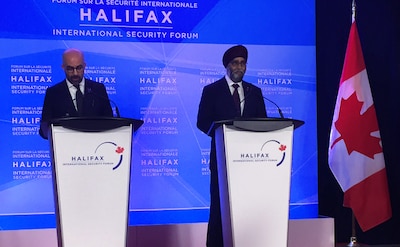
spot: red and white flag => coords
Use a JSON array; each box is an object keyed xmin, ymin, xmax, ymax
[{"xmin": 328, "ymin": 20, "xmax": 392, "ymax": 231}]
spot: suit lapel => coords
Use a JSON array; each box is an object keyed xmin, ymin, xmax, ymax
[
  {"xmin": 218, "ymin": 78, "xmax": 238, "ymax": 117},
  {"xmin": 242, "ymin": 81, "xmax": 250, "ymax": 115}
]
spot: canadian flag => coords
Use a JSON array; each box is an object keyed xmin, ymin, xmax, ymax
[{"xmin": 328, "ymin": 21, "xmax": 392, "ymax": 231}]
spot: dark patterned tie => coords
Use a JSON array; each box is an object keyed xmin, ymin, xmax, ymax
[
  {"xmin": 232, "ymin": 83, "xmax": 241, "ymax": 116},
  {"xmin": 74, "ymin": 84, "xmax": 84, "ymax": 115}
]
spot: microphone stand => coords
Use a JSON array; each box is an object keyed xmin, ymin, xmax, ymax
[
  {"xmin": 87, "ymin": 87, "xmax": 121, "ymax": 118},
  {"xmin": 263, "ymin": 97, "xmax": 284, "ymax": 118},
  {"xmin": 242, "ymin": 84, "xmax": 285, "ymax": 118}
]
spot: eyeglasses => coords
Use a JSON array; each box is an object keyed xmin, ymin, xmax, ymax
[
  {"xmin": 65, "ymin": 65, "xmax": 84, "ymax": 73},
  {"xmin": 229, "ymin": 60, "xmax": 247, "ymax": 67}
]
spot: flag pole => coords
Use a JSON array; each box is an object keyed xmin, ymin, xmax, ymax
[
  {"xmin": 346, "ymin": 1, "xmax": 360, "ymax": 246},
  {"xmin": 347, "ymin": 212, "xmax": 359, "ymax": 247}
]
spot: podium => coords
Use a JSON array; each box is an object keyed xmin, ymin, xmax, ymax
[
  {"xmin": 46, "ymin": 117, "xmax": 143, "ymax": 247},
  {"xmin": 211, "ymin": 118, "xmax": 304, "ymax": 247}
]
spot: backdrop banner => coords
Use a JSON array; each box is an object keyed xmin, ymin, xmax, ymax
[{"xmin": 0, "ymin": 0, "xmax": 316, "ymax": 230}]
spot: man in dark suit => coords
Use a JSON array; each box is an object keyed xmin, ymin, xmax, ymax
[
  {"xmin": 197, "ymin": 45, "xmax": 267, "ymax": 247},
  {"xmin": 39, "ymin": 48, "xmax": 113, "ymax": 139}
]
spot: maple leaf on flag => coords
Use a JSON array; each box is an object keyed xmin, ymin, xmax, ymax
[{"xmin": 331, "ymin": 92, "xmax": 382, "ymax": 159}]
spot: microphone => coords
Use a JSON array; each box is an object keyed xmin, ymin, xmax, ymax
[
  {"xmin": 263, "ymin": 95, "xmax": 284, "ymax": 119},
  {"xmin": 87, "ymin": 87, "xmax": 121, "ymax": 118},
  {"xmin": 242, "ymin": 85, "xmax": 285, "ymax": 118}
]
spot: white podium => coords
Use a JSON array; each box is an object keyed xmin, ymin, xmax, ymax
[
  {"xmin": 47, "ymin": 117, "xmax": 143, "ymax": 247},
  {"xmin": 212, "ymin": 118, "xmax": 304, "ymax": 247}
]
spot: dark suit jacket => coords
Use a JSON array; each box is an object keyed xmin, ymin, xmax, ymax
[
  {"xmin": 197, "ymin": 77, "xmax": 267, "ymax": 137},
  {"xmin": 197, "ymin": 77, "xmax": 267, "ymax": 171},
  {"xmin": 39, "ymin": 79, "xmax": 113, "ymax": 139}
]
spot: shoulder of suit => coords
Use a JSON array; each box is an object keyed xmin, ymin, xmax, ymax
[
  {"xmin": 243, "ymin": 81, "xmax": 261, "ymax": 90},
  {"xmin": 85, "ymin": 78, "xmax": 97, "ymax": 85},
  {"xmin": 47, "ymin": 80, "xmax": 68, "ymax": 90},
  {"xmin": 84, "ymin": 78, "xmax": 95, "ymax": 83},
  {"xmin": 204, "ymin": 77, "xmax": 226, "ymax": 88},
  {"xmin": 85, "ymin": 78, "xmax": 106, "ymax": 87}
]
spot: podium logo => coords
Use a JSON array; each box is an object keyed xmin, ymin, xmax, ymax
[
  {"xmin": 237, "ymin": 139, "xmax": 287, "ymax": 166},
  {"xmin": 95, "ymin": 141, "xmax": 125, "ymax": 170},
  {"xmin": 260, "ymin": 140, "xmax": 287, "ymax": 166}
]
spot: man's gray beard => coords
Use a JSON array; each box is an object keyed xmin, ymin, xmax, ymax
[{"xmin": 231, "ymin": 72, "xmax": 244, "ymax": 82}]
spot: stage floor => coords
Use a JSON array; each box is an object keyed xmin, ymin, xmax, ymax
[{"xmin": 0, "ymin": 217, "xmax": 335, "ymax": 247}]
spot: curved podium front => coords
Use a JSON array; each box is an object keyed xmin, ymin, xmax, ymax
[
  {"xmin": 47, "ymin": 117, "xmax": 143, "ymax": 247},
  {"xmin": 213, "ymin": 118, "xmax": 304, "ymax": 247}
]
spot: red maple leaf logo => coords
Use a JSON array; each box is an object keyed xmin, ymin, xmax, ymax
[
  {"xmin": 115, "ymin": 146, "xmax": 124, "ymax": 154},
  {"xmin": 331, "ymin": 92, "xmax": 382, "ymax": 159},
  {"xmin": 279, "ymin": 144, "xmax": 286, "ymax": 151}
]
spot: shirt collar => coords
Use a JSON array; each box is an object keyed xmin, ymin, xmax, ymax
[
  {"xmin": 225, "ymin": 75, "xmax": 242, "ymax": 87},
  {"xmin": 66, "ymin": 78, "xmax": 85, "ymax": 90}
]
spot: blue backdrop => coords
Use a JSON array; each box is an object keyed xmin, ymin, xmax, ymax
[{"xmin": 0, "ymin": 0, "xmax": 316, "ymax": 230}]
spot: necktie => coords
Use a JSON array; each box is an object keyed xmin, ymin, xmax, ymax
[
  {"xmin": 232, "ymin": 84, "xmax": 241, "ymax": 116},
  {"xmin": 74, "ymin": 84, "xmax": 84, "ymax": 115}
]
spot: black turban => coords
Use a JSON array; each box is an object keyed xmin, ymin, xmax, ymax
[{"xmin": 222, "ymin": 45, "xmax": 248, "ymax": 67}]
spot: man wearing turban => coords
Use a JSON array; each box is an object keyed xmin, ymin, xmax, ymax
[{"xmin": 197, "ymin": 45, "xmax": 267, "ymax": 247}]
